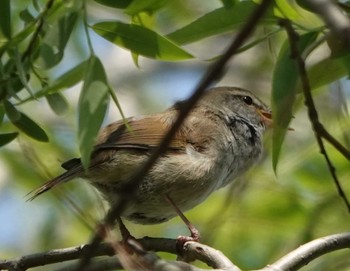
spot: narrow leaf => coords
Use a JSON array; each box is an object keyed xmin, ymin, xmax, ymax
[
  {"xmin": 297, "ymin": 57, "xmax": 348, "ymax": 92},
  {"xmin": 37, "ymin": 12, "xmax": 78, "ymax": 69},
  {"xmin": 78, "ymin": 56, "xmax": 110, "ymax": 169},
  {"xmin": 5, "ymin": 101, "xmax": 48, "ymax": 142},
  {"xmin": 13, "ymin": 113, "xmax": 49, "ymax": 142},
  {"xmin": 167, "ymin": 1, "xmax": 275, "ymax": 45},
  {"xmin": 0, "ymin": 132, "xmax": 18, "ymax": 147},
  {"xmin": 0, "ymin": 104, "xmax": 4, "ymax": 124},
  {"xmin": 92, "ymin": 21, "xmax": 193, "ymax": 61},
  {"xmin": 94, "ymin": 0, "xmax": 132, "ymax": 9},
  {"xmin": 21, "ymin": 61, "xmax": 88, "ymax": 102},
  {"xmin": 272, "ymin": 32, "xmax": 318, "ymax": 172},
  {"xmin": 4, "ymin": 100, "xmax": 21, "ymax": 121},
  {"xmin": 0, "ymin": 0, "xmax": 11, "ymax": 39},
  {"xmin": 46, "ymin": 92, "xmax": 69, "ymax": 115},
  {"xmin": 125, "ymin": 0, "xmax": 168, "ymax": 15}
]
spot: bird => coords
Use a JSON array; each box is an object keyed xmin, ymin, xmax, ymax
[{"xmin": 28, "ymin": 86, "xmax": 272, "ymax": 240}]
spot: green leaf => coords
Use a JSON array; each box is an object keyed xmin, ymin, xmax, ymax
[
  {"xmin": 0, "ymin": 104, "xmax": 4, "ymax": 124},
  {"xmin": 19, "ymin": 7, "xmax": 36, "ymax": 24},
  {"xmin": 167, "ymin": 1, "xmax": 275, "ymax": 45},
  {"xmin": 46, "ymin": 92, "xmax": 69, "ymax": 115},
  {"xmin": 0, "ymin": 0, "xmax": 11, "ymax": 40},
  {"xmin": 92, "ymin": 21, "xmax": 193, "ymax": 61},
  {"xmin": 78, "ymin": 56, "xmax": 110, "ymax": 169},
  {"xmin": 37, "ymin": 12, "xmax": 78, "ymax": 69},
  {"xmin": 125, "ymin": 0, "xmax": 168, "ymax": 15},
  {"xmin": 4, "ymin": 100, "xmax": 21, "ymax": 121},
  {"xmin": 22, "ymin": 61, "xmax": 88, "ymax": 102},
  {"xmin": 272, "ymin": 31, "xmax": 318, "ymax": 172},
  {"xmin": 0, "ymin": 132, "xmax": 18, "ymax": 147},
  {"xmin": 94, "ymin": 0, "xmax": 132, "ymax": 9},
  {"xmin": 297, "ymin": 57, "xmax": 348, "ymax": 92},
  {"xmin": 274, "ymin": 0, "xmax": 300, "ymax": 20},
  {"xmin": 4, "ymin": 101, "xmax": 49, "ymax": 142}
]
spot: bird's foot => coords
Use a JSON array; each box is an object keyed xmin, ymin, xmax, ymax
[{"xmin": 176, "ymin": 226, "xmax": 201, "ymax": 251}]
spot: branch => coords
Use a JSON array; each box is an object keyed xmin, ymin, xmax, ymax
[
  {"xmin": 75, "ymin": 0, "xmax": 273, "ymax": 270},
  {"xmin": 303, "ymin": 0, "xmax": 350, "ymax": 47},
  {"xmin": 0, "ymin": 238, "xmax": 240, "ymax": 271},
  {"xmin": 281, "ymin": 19, "xmax": 350, "ymax": 212},
  {"xmin": 261, "ymin": 232, "xmax": 350, "ymax": 271}
]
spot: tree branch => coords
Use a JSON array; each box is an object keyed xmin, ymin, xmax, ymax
[
  {"xmin": 0, "ymin": 238, "xmax": 240, "ymax": 271},
  {"xmin": 304, "ymin": 0, "xmax": 350, "ymax": 47},
  {"xmin": 281, "ymin": 19, "xmax": 350, "ymax": 212},
  {"xmin": 261, "ymin": 232, "xmax": 350, "ymax": 271}
]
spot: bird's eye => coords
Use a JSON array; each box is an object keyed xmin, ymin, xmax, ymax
[{"xmin": 242, "ymin": 96, "xmax": 253, "ymax": 105}]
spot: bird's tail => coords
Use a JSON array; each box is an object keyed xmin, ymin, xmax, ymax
[{"xmin": 26, "ymin": 170, "xmax": 79, "ymax": 201}]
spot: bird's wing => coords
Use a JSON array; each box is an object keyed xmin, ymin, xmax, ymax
[
  {"xmin": 61, "ymin": 113, "xmax": 189, "ymax": 171},
  {"xmin": 94, "ymin": 114, "xmax": 187, "ymax": 152}
]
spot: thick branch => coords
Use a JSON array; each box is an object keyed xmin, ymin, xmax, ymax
[
  {"xmin": 261, "ymin": 232, "xmax": 350, "ymax": 271},
  {"xmin": 0, "ymin": 238, "xmax": 240, "ymax": 271}
]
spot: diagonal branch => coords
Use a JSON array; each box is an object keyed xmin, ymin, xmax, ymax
[
  {"xmin": 75, "ymin": 0, "xmax": 274, "ymax": 270},
  {"xmin": 303, "ymin": 0, "xmax": 350, "ymax": 47},
  {"xmin": 281, "ymin": 19, "xmax": 350, "ymax": 212},
  {"xmin": 261, "ymin": 232, "xmax": 350, "ymax": 271}
]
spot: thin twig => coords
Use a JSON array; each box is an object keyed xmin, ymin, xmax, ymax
[
  {"xmin": 74, "ymin": 0, "xmax": 274, "ymax": 270},
  {"xmin": 281, "ymin": 19, "xmax": 350, "ymax": 212}
]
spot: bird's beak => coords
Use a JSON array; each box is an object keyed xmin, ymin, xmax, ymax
[
  {"xmin": 258, "ymin": 109, "xmax": 273, "ymax": 127},
  {"xmin": 257, "ymin": 109, "xmax": 295, "ymax": 131}
]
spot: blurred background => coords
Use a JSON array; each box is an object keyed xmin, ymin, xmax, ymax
[{"xmin": 1, "ymin": 0, "xmax": 350, "ymax": 270}]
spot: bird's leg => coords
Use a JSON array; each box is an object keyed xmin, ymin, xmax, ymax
[
  {"xmin": 164, "ymin": 194, "xmax": 201, "ymax": 244},
  {"xmin": 117, "ymin": 216, "xmax": 134, "ymax": 241}
]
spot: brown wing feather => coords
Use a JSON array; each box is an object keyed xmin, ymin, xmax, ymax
[{"xmin": 94, "ymin": 114, "xmax": 187, "ymax": 151}]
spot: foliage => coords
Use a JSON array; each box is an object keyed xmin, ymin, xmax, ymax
[{"xmin": 1, "ymin": 0, "xmax": 350, "ymax": 270}]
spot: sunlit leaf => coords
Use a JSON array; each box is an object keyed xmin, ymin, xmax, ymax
[
  {"xmin": 92, "ymin": 21, "xmax": 193, "ymax": 61},
  {"xmin": 167, "ymin": 1, "xmax": 275, "ymax": 45},
  {"xmin": 0, "ymin": 132, "xmax": 18, "ymax": 147},
  {"xmin": 125, "ymin": 0, "xmax": 168, "ymax": 15},
  {"xmin": 4, "ymin": 101, "xmax": 48, "ymax": 142},
  {"xmin": 0, "ymin": 0, "xmax": 11, "ymax": 40},
  {"xmin": 78, "ymin": 56, "xmax": 110, "ymax": 169},
  {"xmin": 297, "ymin": 57, "xmax": 348, "ymax": 92},
  {"xmin": 46, "ymin": 92, "xmax": 69, "ymax": 115},
  {"xmin": 272, "ymin": 31, "xmax": 318, "ymax": 172},
  {"xmin": 274, "ymin": 0, "xmax": 300, "ymax": 19}
]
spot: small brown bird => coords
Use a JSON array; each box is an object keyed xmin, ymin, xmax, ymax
[{"xmin": 29, "ymin": 86, "xmax": 271, "ymax": 239}]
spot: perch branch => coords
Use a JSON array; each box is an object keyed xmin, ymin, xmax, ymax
[{"xmin": 0, "ymin": 238, "xmax": 240, "ymax": 271}]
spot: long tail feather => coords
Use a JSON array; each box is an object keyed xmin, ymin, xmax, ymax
[{"xmin": 26, "ymin": 170, "xmax": 78, "ymax": 201}]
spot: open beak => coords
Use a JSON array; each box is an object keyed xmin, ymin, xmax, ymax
[
  {"xmin": 258, "ymin": 109, "xmax": 273, "ymax": 128},
  {"xmin": 258, "ymin": 109, "xmax": 294, "ymax": 131}
]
